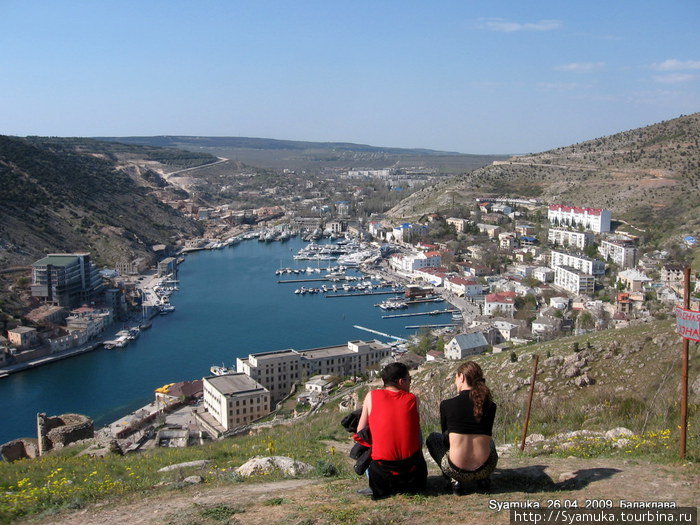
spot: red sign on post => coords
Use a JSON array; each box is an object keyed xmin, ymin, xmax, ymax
[{"xmin": 675, "ymin": 306, "xmax": 700, "ymax": 342}]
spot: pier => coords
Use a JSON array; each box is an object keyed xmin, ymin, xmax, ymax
[
  {"xmin": 353, "ymin": 325, "xmax": 407, "ymax": 342},
  {"xmin": 406, "ymin": 297, "xmax": 444, "ymax": 304},
  {"xmin": 277, "ymin": 278, "xmax": 331, "ymax": 283},
  {"xmin": 382, "ymin": 309, "xmax": 458, "ymax": 319},
  {"xmin": 326, "ymin": 290, "xmax": 403, "ymax": 298},
  {"xmin": 404, "ymin": 323, "xmax": 458, "ymax": 329}
]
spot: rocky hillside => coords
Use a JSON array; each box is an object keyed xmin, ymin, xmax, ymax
[
  {"xmin": 0, "ymin": 136, "xmax": 214, "ymax": 268},
  {"xmin": 388, "ymin": 113, "xmax": 700, "ymax": 241}
]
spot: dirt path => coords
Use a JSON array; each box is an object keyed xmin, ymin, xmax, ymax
[{"xmin": 28, "ymin": 457, "xmax": 698, "ymax": 525}]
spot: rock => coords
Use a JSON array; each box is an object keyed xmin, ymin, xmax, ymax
[
  {"xmin": 183, "ymin": 475, "xmax": 203, "ymax": 484},
  {"xmin": 564, "ymin": 366, "xmax": 581, "ymax": 378},
  {"xmin": 236, "ymin": 456, "xmax": 313, "ymax": 477},
  {"xmin": 691, "ymin": 376, "xmax": 700, "ymax": 397},
  {"xmin": 574, "ymin": 373, "xmax": 595, "ymax": 387},
  {"xmin": 158, "ymin": 460, "xmax": 211, "ymax": 472},
  {"xmin": 612, "ymin": 438, "xmax": 632, "ymax": 449},
  {"xmin": 544, "ymin": 356, "xmax": 564, "ymax": 367},
  {"xmin": 605, "ymin": 427, "xmax": 634, "ymax": 439},
  {"xmin": 525, "ymin": 433, "xmax": 545, "ymax": 445}
]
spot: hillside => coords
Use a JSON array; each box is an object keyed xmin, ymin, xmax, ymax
[
  {"xmin": 96, "ymin": 135, "xmax": 508, "ymax": 173},
  {"xmin": 0, "ymin": 136, "xmax": 212, "ymax": 269},
  {"xmin": 388, "ymin": 113, "xmax": 700, "ymax": 242},
  {"xmin": 1, "ymin": 320, "xmax": 697, "ymax": 524}
]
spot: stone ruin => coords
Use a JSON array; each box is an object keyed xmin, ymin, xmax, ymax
[{"xmin": 0, "ymin": 412, "xmax": 94, "ymax": 462}]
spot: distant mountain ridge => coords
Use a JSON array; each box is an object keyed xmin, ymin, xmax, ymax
[
  {"xmin": 94, "ymin": 135, "xmax": 466, "ymax": 155},
  {"xmin": 94, "ymin": 136, "xmax": 507, "ymax": 173},
  {"xmin": 388, "ymin": 113, "xmax": 700, "ymax": 242}
]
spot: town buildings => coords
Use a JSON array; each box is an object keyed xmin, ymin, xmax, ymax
[
  {"xmin": 445, "ymin": 333, "xmax": 490, "ymax": 359},
  {"xmin": 548, "ymin": 205, "xmax": 612, "ymax": 233},
  {"xmin": 550, "ymin": 250, "xmax": 606, "ymax": 276},
  {"xmin": 599, "ymin": 238, "xmax": 637, "ymax": 268},
  {"xmin": 236, "ymin": 340, "xmax": 391, "ymax": 403},
  {"xmin": 553, "ymin": 266, "xmax": 595, "ymax": 295},
  {"xmin": 31, "ymin": 253, "xmax": 102, "ymax": 308},
  {"xmin": 444, "ymin": 276, "xmax": 482, "ymax": 297},
  {"xmin": 201, "ymin": 373, "xmax": 270, "ymax": 433},
  {"xmin": 484, "ymin": 292, "xmax": 516, "ymax": 317},
  {"xmin": 388, "ymin": 251, "xmax": 442, "ymax": 274},
  {"xmin": 547, "ymin": 228, "xmax": 594, "ymax": 250}
]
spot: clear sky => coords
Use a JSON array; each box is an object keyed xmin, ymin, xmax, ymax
[{"xmin": 1, "ymin": 1, "xmax": 698, "ymax": 153}]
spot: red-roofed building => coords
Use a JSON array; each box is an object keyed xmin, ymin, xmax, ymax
[
  {"xmin": 547, "ymin": 204, "xmax": 611, "ymax": 233},
  {"xmin": 414, "ymin": 266, "xmax": 450, "ymax": 286},
  {"xmin": 484, "ymin": 292, "xmax": 517, "ymax": 317},
  {"xmin": 445, "ymin": 276, "xmax": 482, "ymax": 297}
]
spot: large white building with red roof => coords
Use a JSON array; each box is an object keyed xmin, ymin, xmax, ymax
[
  {"xmin": 484, "ymin": 291, "xmax": 517, "ymax": 317},
  {"xmin": 547, "ymin": 204, "xmax": 612, "ymax": 233},
  {"xmin": 445, "ymin": 276, "xmax": 482, "ymax": 297}
]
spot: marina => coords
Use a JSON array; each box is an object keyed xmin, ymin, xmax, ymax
[{"xmin": 0, "ymin": 237, "xmax": 456, "ymax": 443}]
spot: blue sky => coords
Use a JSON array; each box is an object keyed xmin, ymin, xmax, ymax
[{"xmin": 1, "ymin": 1, "xmax": 698, "ymax": 153}]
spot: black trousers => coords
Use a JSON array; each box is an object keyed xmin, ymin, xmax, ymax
[{"xmin": 368, "ymin": 450, "xmax": 428, "ymax": 500}]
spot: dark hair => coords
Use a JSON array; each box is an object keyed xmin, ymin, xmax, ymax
[
  {"xmin": 380, "ymin": 362, "xmax": 409, "ymax": 387},
  {"xmin": 456, "ymin": 361, "xmax": 491, "ymax": 422}
]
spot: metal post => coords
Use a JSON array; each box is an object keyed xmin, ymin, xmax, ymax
[
  {"xmin": 520, "ymin": 354, "xmax": 539, "ymax": 451},
  {"xmin": 680, "ymin": 267, "xmax": 690, "ymax": 459}
]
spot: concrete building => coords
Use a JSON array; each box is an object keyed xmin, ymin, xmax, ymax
[
  {"xmin": 599, "ymin": 238, "xmax": 637, "ymax": 268},
  {"xmin": 477, "ymin": 224, "xmax": 502, "ymax": 238},
  {"xmin": 661, "ymin": 264, "xmax": 685, "ymax": 286},
  {"xmin": 237, "ymin": 340, "xmax": 391, "ymax": 403},
  {"xmin": 25, "ymin": 305, "xmax": 68, "ymax": 326},
  {"xmin": 116, "ymin": 257, "xmax": 149, "ymax": 276},
  {"xmin": 444, "ymin": 276, "xmax": 482, "ymax": 297},
  {"xmin": 532, "ymin": 266, "xmax": 554, "ymax": 283},
  {"xmin": 550, "ymin": 250, "xmax": 605, "ymax": 276},
  {"xmin": 389, "ymin": 251, "xmax": 442, "ymax": 274},
  {"xmin": 7, "ymin": 326, "xmax": 39, "ymax": 349},
  {"xmin": 548, "ymin": 205, "xmax": 611, "ymax": 233},
  {"xmin": 157, "ymin": 257, "xmax": 178, "ymax": 278},
  {"xmin": 446, "ymin": 217, "xmax": 470, "ymax": 233},
  {"xmin": 553, "ymin": 266, "xmax": 595, "ymax": 295},
  {"xmin": 484, "ymin": 292, "xmax": 516, "ymax": 317},
  {"xmin": 202, "ymin": 373, "xmax": 270, "ymax": 432},
  {"xmin": 31, "ymin": 253, "xmax": 102, "ymax": 308},
  {"xmin": 617, "ymin": 269, "xmax": 652, "ymax": 293},
  {"xmin": 547, "ymin": 228, "xmax": 594, "ymax": 250},
  {"xmin": 445, "ymin": 332, "xmax": 490, "ymax": 360}
]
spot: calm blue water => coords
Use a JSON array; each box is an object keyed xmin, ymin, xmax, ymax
[{"xmin": 0, "ymin": 238, "xmax": 452, "ymax": 443}]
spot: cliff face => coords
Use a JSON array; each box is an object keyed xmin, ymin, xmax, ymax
[
  {"xmin": 0, "ymin": 136, "xmax": 209, "ymax": 268},
  {"xmin": 388, "ymin": 114, "xmax": 700, "ymax": 241}
]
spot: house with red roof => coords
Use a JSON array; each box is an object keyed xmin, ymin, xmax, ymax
[
  {"xmin": 445, "ymin": 276, "xmax": 482, "ymax": 297},
  {"xmin": 484, "ymin": 292, "xmax": 517, "ymax": 317}
]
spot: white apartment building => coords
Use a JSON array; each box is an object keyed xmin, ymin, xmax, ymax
[
  {"xmin": 237, "ymin": 340, "xmax": 391, "ymax": 403},
  {"xmin": 550, "ymin": 250, "xmax": 605, "ymax": 275},
  {"xmin": 548, "ymin": 205, "xmax": 612, "ymax": 233},
  {"xmin": 444, "ymin": 276, "xmax": 482, "ymax": 297},
  {"xmin": 553, "ymin": 266, "xmax": 595, "ymax": 295},
  {"xmin": 446, "ymin": 217, "xmax": 469, "ymax": 233},
  {"xmin": 202, "ymin": 373, "xmax": 270, "ymax": 432},
  {"xmin": 389, "ymin": 251, "xmax": 442, "ymax": 274},
  {"xmin": 547, "ymin": 228, "xmax": 594, "ymax": 250},
  {"xmin": 599, "ymin": 239, "xmax": 637, "ymax": 269},
  {"xmin": 484, "ymin": 293, "xmax": 516, "ymax": 317}
]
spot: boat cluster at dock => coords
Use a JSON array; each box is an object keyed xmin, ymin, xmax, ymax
[{"xmin": 103, "ymin": 327, "xmax": 142, "ymax": 350}]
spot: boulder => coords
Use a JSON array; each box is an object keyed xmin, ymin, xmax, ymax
[
  {"xmin": 183, "ymin": 475, "xmax": 203, "ymax": 484},
  {"xmin": 564, "ymin": 366, "xmax": 581, "ymax": 378},
  {"xmin": 158, "ymin": 460, "xmax": 211, "ymax": 473},
  {"xmin": 605, "ymin": 427, "xmax": 634, "ymax": 440},
  {"xmin": 574, "ymin": 373, "xmax": 595, "ymax": 387},
  {"xmin": 544, "ymin": 356, "xmax": 564, "ymax": 367},
  {"xmin": 236, "ymin": 456, "xmax": 313, "ymax": 477}
]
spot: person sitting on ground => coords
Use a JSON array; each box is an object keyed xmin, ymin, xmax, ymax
[
  {"xmin": 356, "ymin": 362, "xmax": 427, "ymax": 500},
  {"xmin": 426, "ymin": 361, "xmax": 498, "ymax": 494}
]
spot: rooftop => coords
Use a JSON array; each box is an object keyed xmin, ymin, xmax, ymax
[
  {"xmin": 32, "ymin": 254, "xmax": 84, "ymax": 267},
  {"xmin": 205, "ymin": 373, "xmax": 267, "ymax": 396}
]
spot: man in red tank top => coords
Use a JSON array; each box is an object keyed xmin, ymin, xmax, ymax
[{"xmin": 356, "ymin": 362, "xmax": 427, "ymax": 499}]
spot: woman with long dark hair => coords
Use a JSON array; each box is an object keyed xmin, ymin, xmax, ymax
[{"xmin": 426, "ymin": 361, "xmax": 498, "ymax": 494}]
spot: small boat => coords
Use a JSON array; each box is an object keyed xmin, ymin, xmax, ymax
[{"xmin": 210, "ymin": 364, "xmax": 234, "ymax": 376}]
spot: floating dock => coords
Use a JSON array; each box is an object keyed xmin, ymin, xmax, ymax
[
  {"xmin": 326, "ymin": 290, "xmax": 403, "ymax": 298},
  {"xmin": 353, "ymin": 325, "xmax": 407, "ymax": 342},
  {"xmin": 277, "ymin": 278, "xmax": 331, "ymax": 283},
  {"xmin": 406, "ymin": 297, "xmax": 444, "ymax": 304},
  {"xmin": 382, "ymin": 309, "xmax": 458, "ymax": 319},
  {"xmin": 404, "ymin": 323, "xmax": 458, "ymax": 329}
]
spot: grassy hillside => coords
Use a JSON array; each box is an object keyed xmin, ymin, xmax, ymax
[
  {"xmin": 0, "ymin": 136, "xmax": 207, "ymax": 269},
  {"xmin": 388, "ymin": 113, "xmax": 700, "ymax": 243},
  {"xmin": 1, "ymin": 321, "xmax": 697, "ymax": 523}
]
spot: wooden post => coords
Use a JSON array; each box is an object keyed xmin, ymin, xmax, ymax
[
  {"xmin": 520, "ymin": 354, "xmax": 539, "ymax": 451},
  {"xmin": 680, "ymin": 267, "xmax": 691, "ymax": 459}
]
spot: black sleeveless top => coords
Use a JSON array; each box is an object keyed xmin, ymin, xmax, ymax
[{"xmin": 440, "ymin": 390, "xmax": 496, "ymax": 436}]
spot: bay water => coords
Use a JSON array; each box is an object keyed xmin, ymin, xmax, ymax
[{"xmin": 0, "ymin": 238, "xmax": 452, "ymax": 443}]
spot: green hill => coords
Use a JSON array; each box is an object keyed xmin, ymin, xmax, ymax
[
  {"xmin": 388, "ymin": 113, "xmax": 700, "ymax": 244},
  {"xmin": 0, "ymin": 136, "xmax": 211, "ymax": 269}
]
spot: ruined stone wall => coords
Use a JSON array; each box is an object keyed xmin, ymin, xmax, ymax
[
  {"xmin": 0, "ymin": 438, "xmax": 39, "ymax": 462},
  {"xmin": 44, "ymin": 414, "xmax": 94, "ymax": 451}
]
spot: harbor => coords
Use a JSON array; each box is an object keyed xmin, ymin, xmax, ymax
[{"xmin": 0, "ymin": 236, "xmax": 456, "ymax": 444}]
